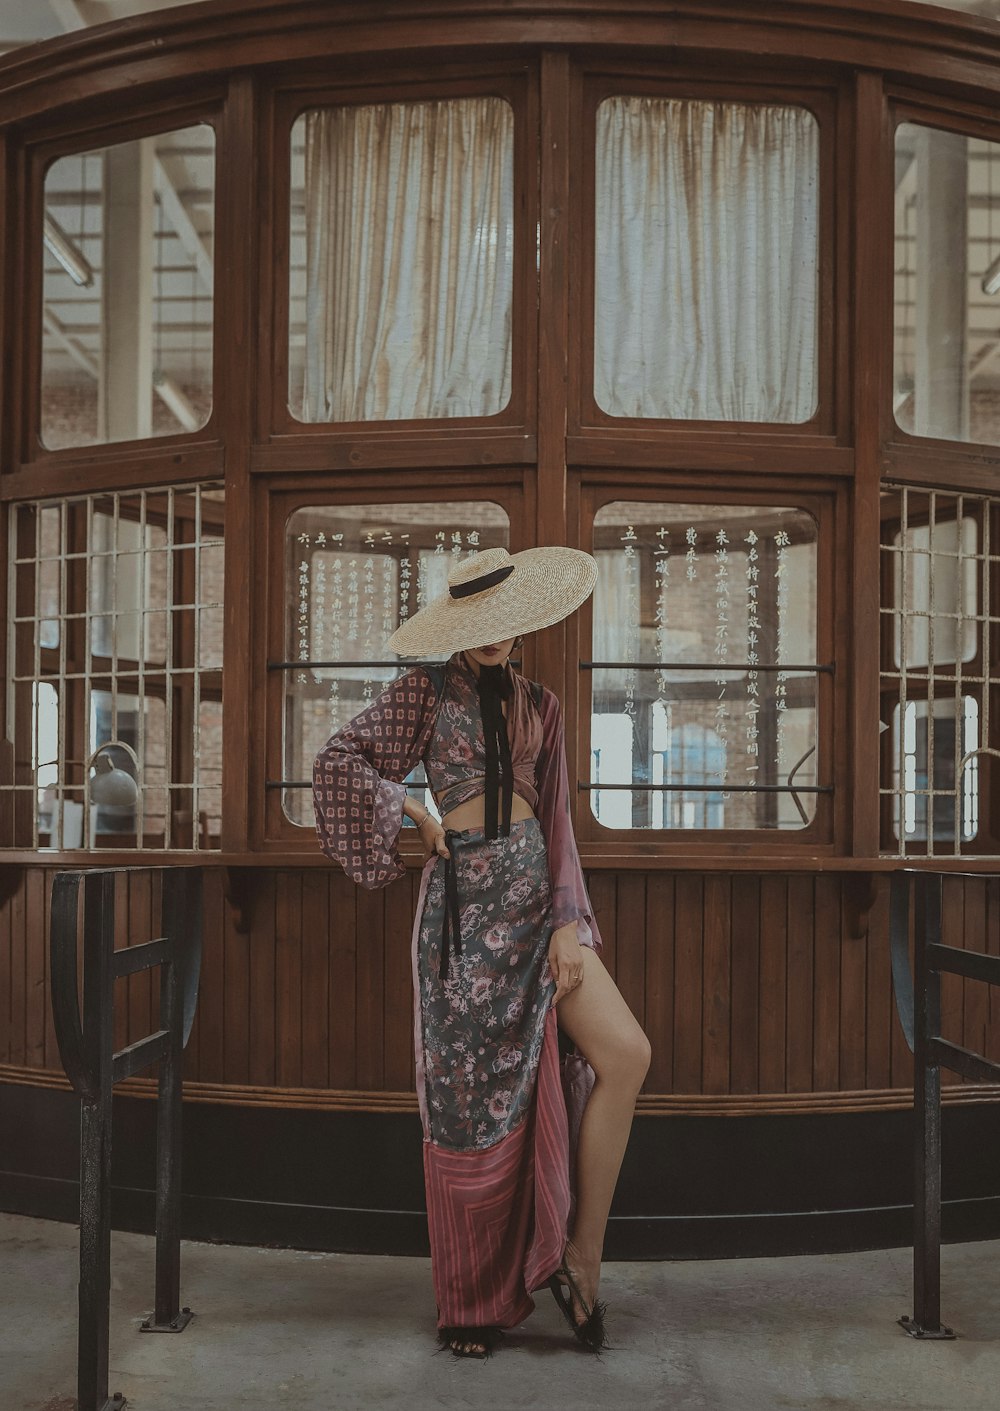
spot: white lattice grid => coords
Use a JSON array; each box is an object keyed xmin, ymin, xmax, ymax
[
  {"xmin": 880, "ymin": 484, "xmax": 999, "ymax": 855},
  {"xmin": 6, "ymin": 482, "xmax": 224, "ymax": 851}
]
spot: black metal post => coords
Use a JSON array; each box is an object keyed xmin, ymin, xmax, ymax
[
  {"xmin": 77, "ymin": 873, "xmax": 127, "ymax": 1411},
  {"xmin": 142, "ymin": 869, "xmax": 197, "ymax": 1333},
  {"xmin": 50, "ymin": 866, "xmax": 203, "ymax": 1409}
]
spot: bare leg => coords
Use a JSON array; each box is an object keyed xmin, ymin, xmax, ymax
[{"xmin": 553, "ymin": 946, "xmax": 651, "ymax": 1317}]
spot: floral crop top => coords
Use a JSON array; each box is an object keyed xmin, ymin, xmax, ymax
[{"xmin": 424, "ymin": 652, "xmax": 543, "ymax": 818}]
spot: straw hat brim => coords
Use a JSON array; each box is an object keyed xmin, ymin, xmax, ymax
[{"xmin": 387, "ymin": 547, "xmax": 598, "ymax": 657}]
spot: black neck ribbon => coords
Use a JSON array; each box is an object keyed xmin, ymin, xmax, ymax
[{"xmin": 477, "ymin": 662, "xmax": 514, "ymax": 841}]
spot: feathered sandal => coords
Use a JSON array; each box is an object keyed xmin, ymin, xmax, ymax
[
  {"xmin": 436, "ymin": 1324, "xmax": 504, "ymax": 1360},
  {"xmin": 547, "ymin": 1261, "xmax": 609, "ymax": 1353}
]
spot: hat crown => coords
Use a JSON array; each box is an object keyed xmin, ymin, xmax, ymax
[{"xmin": 446, "ymin": 546, "xmax": 513, "ymax": 587}]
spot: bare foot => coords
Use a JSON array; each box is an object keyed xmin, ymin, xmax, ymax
[{"xmin": 560, "ymin": 1237, "xmax": 602, "ymax": 1324}]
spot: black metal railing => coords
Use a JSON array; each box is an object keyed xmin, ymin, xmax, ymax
[
  {"xmin": 889, "ymin": 868, "xmax": 1000, "ymax": 1340},
  {"xmin": 50, "ymin": 867, "xmax": 203, "ymax": 1411}
]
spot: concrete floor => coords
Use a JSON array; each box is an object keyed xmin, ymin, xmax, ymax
[{"xmin": 2, "ymin": 1214, "xmax": 1000, "ymax": 1411}]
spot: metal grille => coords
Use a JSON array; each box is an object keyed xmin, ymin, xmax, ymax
[
  {"xmin": 5, "ymin": 482, "xmax": 224, "ymax": 851},
  {"xmin": 880, "ymin": 484, "xmax": 999, "ymax": 856}
]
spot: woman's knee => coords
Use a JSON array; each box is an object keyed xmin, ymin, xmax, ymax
[{"xmin": 593, "ymin": 1027, "xmax": 651, "ymax": 1091}]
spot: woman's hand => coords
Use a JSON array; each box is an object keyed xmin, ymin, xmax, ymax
[
  {"xmin": 548, "ymin": 922, "xmax": 585, "ymax": 1005},
  {"xmin": 415, "ymin": 813, "xmax": 450, "ymax": 861}
]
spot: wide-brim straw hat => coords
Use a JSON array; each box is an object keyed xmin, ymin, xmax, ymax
[{"xmin": 387, "ymin": 546, "xmax": 599, "ymax": 657}]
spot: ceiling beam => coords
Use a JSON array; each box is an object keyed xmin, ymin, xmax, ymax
[
  {"xmin": 43, "ymin": 308, "xmax": 99, "ymax": 378},
  {"xmin": 153, "ymin": 156, "xmax": 214, "ymax": 294},
  {"xmin": 49, "ymin": 3, "xmax": 214, "ymax": 296}
]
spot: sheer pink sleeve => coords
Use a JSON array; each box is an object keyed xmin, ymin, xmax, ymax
[
  {"xmin": 535, "ymin": 686, "xmax": 602, "ymax": 953},
  {"xmin": 312, "ymin": 667, "xmax": 439, "ymax": 889}
]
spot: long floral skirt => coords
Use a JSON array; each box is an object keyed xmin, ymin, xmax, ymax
[{"xmin": 411, "ymin": 816, "xmax": 573, "ymax": 1330}]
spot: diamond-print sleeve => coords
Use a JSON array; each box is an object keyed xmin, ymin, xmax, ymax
[
  {"xmin": 312, "ymin": 667, "xmax": 439, "ymax": 889},
  {"xmin": 535, "ymin": 686, "xmax": 602, "ymax": 953}
]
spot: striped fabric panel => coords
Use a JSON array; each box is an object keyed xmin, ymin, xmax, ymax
[{"xmin": 423, "ymin": 1009, "xmax": 570, "ymax": 1330}]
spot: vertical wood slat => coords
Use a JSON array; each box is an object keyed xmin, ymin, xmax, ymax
[
  {"xmin": 123, "ymin": 870, "xmax": 152, "ymax": 1053},
  {"xmin": 785, "ymin": 875, "xmax": 814, "ymax": 1092},
  {"xmin": 0, "ymin": 876, "xmax": 11, "ymax": 1064},
  {"xmin": 43, "ymin": 871, "xmax": 58, "ymax": 1070},
  {"xmin": 987, "ymin": 879, "xmax": 1000, "ymax": 1066},
  {"xmin": 757, "ymin": 874, "xmax": 787, "ymax": 1093},
  {"xmin": 222, "ymin": 870, "xmax": 251, "ymax": 1086},
  {"xmin": 300, "ymin": 869, "xmax": 330, "ymax": 1089},
  {"xmin": 961, "ymin": 877, "xmax": 988, "ymax": 1069},
  {"xmin": 730, "ymin": 874, "xmax": 760, "ymax": 1095},
  {"xmin": 248, "ymin": 871, "xmax": 275, "ymax": 1087},
  {"xmin": 672, "ymin": 874, "xmax": 703, "ymax": 1094},
  {"xmin": 701, "ymin": 875, "xmax": 730, "ymax": 1095},
  {"xmin": 865, "ymin": 876, "xmax": 894, "ymax": 1089},
  {"xmin": 644, "ymin": 872, "xmax": 674, "ymax": 1094},
  {"xmin": 24, "ymin": 868, "xmax": 46, "ymax": 1069},
  {"xmin": 328, "ymin": 872, "xmax": 357, "ymax": 1090},
  {"xmin": 197, "ymin": 865, "xmax": 225, "ymax": 1083},
  {"xmin": 274, "ymin": 869, "xmax": 303, "ymax": 1088},
  {"xmin": 10, "ymin": 867, "xmax": 26, "ymax": 1065},
  {"xmin": 813, "ymin": 875, "xmax": 841, "ymax": 1091},
  {"xmin": 939, "ymin": 875, "xmax": 965, "ymax": 1082},
  {"xmin": 839, "ymin": 879, "xmax": 868, "ymax": 1091},
  {"xmin": 354, "ymin": 883, "xmax": 385, "ymax": 1091}
]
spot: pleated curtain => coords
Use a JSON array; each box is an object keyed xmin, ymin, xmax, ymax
[
  {"xmin": 594, "ymin": 97, "xmax": 819, "ymax": 422},
  {"xmin": 301, "ymin": 97, "xmax": 514, "ymax": 423}
]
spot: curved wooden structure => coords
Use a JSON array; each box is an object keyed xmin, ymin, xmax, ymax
[{"xmin": 2, "ymin": 0, "xmax": 1000, "ymax": 1256}]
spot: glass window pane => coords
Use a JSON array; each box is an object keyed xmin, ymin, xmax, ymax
[
  {"xmin": 289, "ymin": 98, "xmax": 514, "ymax": 423},
  {"xmin": 41, "ymin": 124, "xmax": 215, "ymax": 450},
  {"xmin": 594, "ymin": 98, "xmax": 819, "ymax": 422},
  {"xmin": 894, "ymin": 121, "xmax": 1000, "ymax": 446},
  {"xmin": 590, "ymin": 501, "xmax": 819, "ymax": 830},
  {"xmin": 282, "ymin": 501, "xmax": 510, "ymax": 824},
  {"xmin": 890, "ymin": 697, "xmax": 979, "ymax": 844},
  {"xmin": 891, "ymin": 509, "xmax": 978, "ymax": 668}
]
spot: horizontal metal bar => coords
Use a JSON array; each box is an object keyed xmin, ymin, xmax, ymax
[
  {"xmin": 580, "ymin": 660, "xmax": 833, "ymax": 674},
  {"xmin": 927, "ymin": 943, "xmax": 1000, "ymax": 986},
  {"xmin": 578, "ymin": 782, "xmax": 832, "ymax": 794},
  {"xmin": 928, "ymin": 1038, "xmax": 1000, "ymax": 1085},
  {"xmin": 267, "ymin": 658, "xmax": 520, "ymax": 671},
  {"xmin": 111, "ymin": 937, "xmax": 170, "ymax": 979},
  {"xmin": 112, "ymin": 1029, "xmax": 170, "ymax": 1083},
  {"xmin": 272, "ymin": 779, "xmax": 832, "ymax": 794}
]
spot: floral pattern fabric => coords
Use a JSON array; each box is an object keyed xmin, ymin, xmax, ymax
[
  {"xmin": 417, "ymin": 817, "xmax": 555, "ymax": 1150},
  {"xmin": 424, "ymin": 652, "xmax": 542, "ymax": 817}
]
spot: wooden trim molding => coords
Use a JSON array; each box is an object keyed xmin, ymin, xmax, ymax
[{"xmin": 3, "ymin": 1062, "xmax": 998, "ymax": 1117}]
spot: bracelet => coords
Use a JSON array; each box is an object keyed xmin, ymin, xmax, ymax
[{"xmin": 414, "ymin": 808, "xmax": 431, "ymax": 828}]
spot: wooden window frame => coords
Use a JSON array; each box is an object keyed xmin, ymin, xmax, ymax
[
  {"xmin": 255, "ymin": 472, "xmax": 528, "ymax": 852},
  {"xmin": 883, "ymin": 85, "xmax": 1000, "ymax": 492},
  {"xmin": 570, "ymin": 472, "xmax": 847, "ymax": 860},
  {"xmin": 10, "ymin": 93, "xmax": 227, "ymax": 492},
  {"xmin": 567, "ymin": 64, "xmax": 847, "ymax": 467},
  {"xmin": 255, "ymin": 60, "xmax": 539, "ymax": 473}
]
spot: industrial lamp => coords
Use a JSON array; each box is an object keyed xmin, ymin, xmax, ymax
[{"xmin": 87, "ymin": 740, "xmax": 140, "ymax": 808}]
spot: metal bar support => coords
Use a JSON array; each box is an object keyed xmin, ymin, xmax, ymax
[{"xmin": 50, "ymin": 866, "xmax": 203, "ymax": 1409}]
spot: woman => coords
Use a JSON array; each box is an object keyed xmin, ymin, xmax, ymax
[{"xmin": 313, "ymin": 546, "xmax": 650, "ymax": 1359}]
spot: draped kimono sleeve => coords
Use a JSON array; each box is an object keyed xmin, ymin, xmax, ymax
[
  {"xmin": 312, "ymin": 666, "xmax": 440, "ymax": 889},
  {"xmin": 534, "ymin": 686, "xmax": 602, "ymax": 953}
]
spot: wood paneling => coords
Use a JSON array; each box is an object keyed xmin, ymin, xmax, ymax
[{"xmin": 5, "ymin": 862, "xmax": 1000, "ymax": 1110}]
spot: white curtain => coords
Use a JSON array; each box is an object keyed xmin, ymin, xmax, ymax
[
  {"xmin": 302, "ymin": 97, "xmax": 513, "ymax": 422},
  {"xmin": 595, "ymin": 97, "xmax": 819, "ymax": 422}
]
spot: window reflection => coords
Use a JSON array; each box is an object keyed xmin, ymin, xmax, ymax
[{"xmin": 41, "ymin": 125, "xmax": 215, "ymax": 450}]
